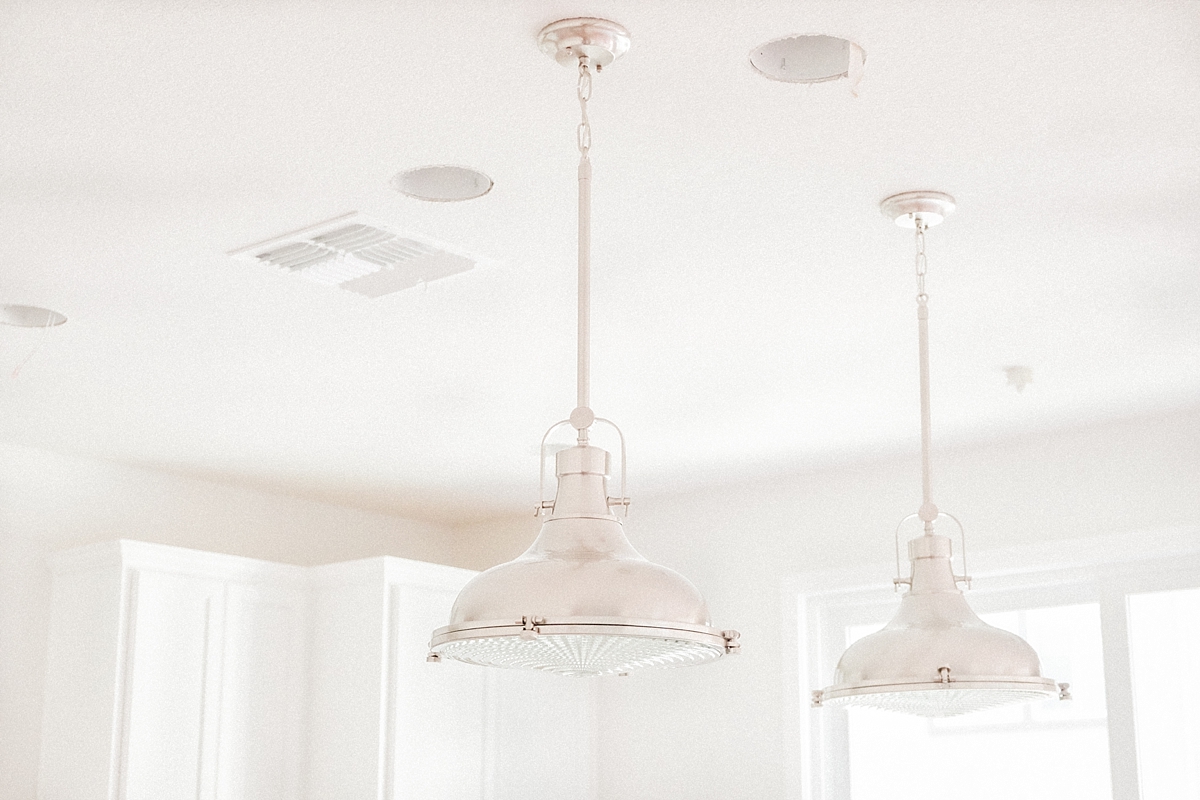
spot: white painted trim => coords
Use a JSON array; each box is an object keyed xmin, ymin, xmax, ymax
[
  {"xmin": 783, "ymin": 525, "xmax": 1200, "ymax": 596},
  {"xmin": 308, "ymin": 556, "xmax": 387, "ymax": 588},
  {"xmin": 379, "ymin": 582, "xmax": 398, "ymax": 800},
  {"xmin": 309, "ymin": 554, "xmax": 475, "ymax": 592},
  {"xmin": 112, "ymin": 568, "xmax": 139, "ymax": 800},
  {"xmin": 481, "ymin": 670, "xmax": 497, "ymax": 800},
  {"xmin": 383, "ymin": 556, "xmax": 478, "ymax": 591},
  {"xmin": 782, "ymin": 586, "xmax": 808, "ymax": 800},
  {"xmin": 1101, "ymin": 590, "xmax": 1141, "ymax": 800},
  {"xmin": 50, "ymin": 540, "xmax": 310, "ymax": 587},
  {"xmin": 196, "ymin": 589, "xmax": 227, "ymax": 800}
]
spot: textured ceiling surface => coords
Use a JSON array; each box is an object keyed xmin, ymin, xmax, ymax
[{"xmin": 0, "ymin": 1, "xmax": 1196, "ymax": 522}]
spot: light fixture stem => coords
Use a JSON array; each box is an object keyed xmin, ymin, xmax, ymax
[
  {"xmin": 578, "ymin": 153, "xmax": 591, "ymax": 415},
  {"xmin": 576, "ymin": 57, "xmax": 593, "ymax": 442},
  {"xmin": 915, "ymin": 219, "xmax": 937, "ymax": 531}
]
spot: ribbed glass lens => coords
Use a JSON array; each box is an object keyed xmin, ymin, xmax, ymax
[
  {"xmin": 824, "ymin": 687, "xmax": 1057, "ymax": 717},
  {"xmin": 437, "ymin": 633, "xmax": 723, "ymax": 676}
]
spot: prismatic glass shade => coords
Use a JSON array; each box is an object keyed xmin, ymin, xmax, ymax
[
  {"xmin": 820, "ymin": 685, "xmax": 1058, "ymax": 717},
  {"xmin": 434, "ymin": 631, "xmax": 724, "ymax": 677},
  {"xmin": 429, "ymin": 445, "xmax": 738, "ymax": 675},
  {"xmin": 815, "ymin": 533, "xmax": 1061, "ymax": 717}
]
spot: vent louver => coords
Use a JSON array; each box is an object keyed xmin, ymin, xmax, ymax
[{"xmin": 229, "ymin": 213, "xmax": 476, "ymax": 298}]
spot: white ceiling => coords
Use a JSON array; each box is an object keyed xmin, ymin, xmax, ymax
[{"xmin": 1, "ymin": 1, "xmax": 1196, "ymax": 523}]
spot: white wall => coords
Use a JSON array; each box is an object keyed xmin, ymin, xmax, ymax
[
  {"xmin": 592, "ymin": 405, "xmax": 1200, "ymax": 800},
  {"xmin": 0, "ymin": 442, "xmax": 511, "ymax": 800},
  {"xmin": 7, "ymin": 405, "xmax": 1199, "ymax": 799}
]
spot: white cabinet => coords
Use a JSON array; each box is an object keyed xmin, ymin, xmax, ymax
[
  {"xmin": 38, "ymin": 541, "xmax": 596, "ymax": 800},
  {"xmin": 305, "ymin": 558, "xmax": 491, "ymax": 800},
  {"xmin": 39, "ymin": 542, "xmax": 309, "ymax": 800}
]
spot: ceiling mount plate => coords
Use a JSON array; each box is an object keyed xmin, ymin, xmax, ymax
[
  {"xmin": 538, "ymin": 18, "xmax": 631, "ymax": 68},
  {"xmin": 881, "ymin": 191, "xmax": 956, "ymax": 228}
]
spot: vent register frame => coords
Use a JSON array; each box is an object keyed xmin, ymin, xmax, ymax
[
  {"xmin": 426, "ymin": 18, "xmax": 739, "ymax": 677},
  {"xmin": 228, "ymin": 212, "xmax": 475, "ymax": 299}
]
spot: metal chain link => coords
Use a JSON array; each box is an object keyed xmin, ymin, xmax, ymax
[
  {"xmin": 914, "ymin": 219, "xmax": 928, "ymax": 303},
  {"xmin": 577, "ymin": 58, "xmax": 592, "ymax": 156}
]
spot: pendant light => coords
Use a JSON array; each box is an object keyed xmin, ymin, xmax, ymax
[
  {"xmin": 811, "ymin": 192, "xmax": 1070, "ymax": 717},
  {"xmin": 427, "ymin": 18, "xmax": 739, "ymax": 677}
]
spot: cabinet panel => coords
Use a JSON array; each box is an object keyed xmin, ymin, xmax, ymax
[
  {"xmin": 122, "ymin": 569, "xmax": 226, "ymax": 800},
  {"xmin": 388, "ymin": 583, "xmax": 485, "ymax": 800},
  {"xmin": 40, "ymin": 543, "xmax": 597, "ymax": 800},
  {"xmin": 38, "ymin": 562, "xmax": 124, "ymax": 800},
  {"xmin": 306, "ymin": 574, "xmax": 388, "ymax": 800},
  {"xmin": 217, "ymin": 585, "xmax": 308, "ymax": 800}
]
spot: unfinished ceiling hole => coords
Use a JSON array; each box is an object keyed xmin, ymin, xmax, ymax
[
  {"xmin": 1, "ymin": 304, "xmax": 67, "ymax": 327},
  {"xmin": 750, "ymin": 34, "xmax": 865, "ymax": 86},
  {"xmin": 392, "ymin": 165, "xmax": 493, "ymax": 202}
]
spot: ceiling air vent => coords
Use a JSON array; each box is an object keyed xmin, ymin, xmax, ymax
[{"xmin": 228, "ymin": 212, "xmax": 477, "ymax": 298}]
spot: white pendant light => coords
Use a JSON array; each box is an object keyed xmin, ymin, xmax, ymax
[
  {"xmin": 811, "ymin": 191, "xmax": 1070, "ymax": 717},
  {"xmin": 427, "ymin": 18, "xmax": 739, "ymax": 677}
]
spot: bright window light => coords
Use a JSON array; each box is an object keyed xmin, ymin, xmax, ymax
[
  {"xmin": 845, "ymin": 604, "xmax": 1110, "ymax": 800},
  {"xmin": 1129, "ymin": 587, "xmax": 1200, "ymax": 799}
]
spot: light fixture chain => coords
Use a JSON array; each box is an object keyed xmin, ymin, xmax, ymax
[
  {"xmin": 914, "ymin": 219, "xmax": 937, "ymax": 528},
  {"xmin": 577, "ymin": 58, "xmax": 592, "ymax": 156},
  {"xmin": 914, "ymin": 221, "xmax": 928, "ymax": 301}
]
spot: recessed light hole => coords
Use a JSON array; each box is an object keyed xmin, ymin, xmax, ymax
[
  {"xmin": 750, "ymin": 35, "xmax": 865, "ymax": 85},
  {"xmin": 392, "ymin": 165, "xmax": 493, "ymax": 202}
]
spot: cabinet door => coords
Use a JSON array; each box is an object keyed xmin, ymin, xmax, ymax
[
  {"xmin": 40, "ymin": 544, "xmax": 309, "ymax": 800},
  {"xmin": 39, "ymin": 562, "xmax": 125, "ymax": 800},
  {"xmin": 306, "ymin": 574, "xmax": 390, "ymax": 800},
  {"xmin": 122, "ymin": 569, "xmax": 226, "ymax": 800},
  {"xmin": 387, "ymin": 583, "xmax": 486, "ymax": 800},
  {"xmin": 216, "ymin": 583, "xmax": 308, "ymax": 800}
]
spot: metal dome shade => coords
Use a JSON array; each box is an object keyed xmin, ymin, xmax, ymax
[
  {"xmin": 814, "ymin": 533, "xmax": 1065, "ymax": 717},
  {"xmin": 429, "ymin": 445, "xmax": 739, "ymax": 676}
]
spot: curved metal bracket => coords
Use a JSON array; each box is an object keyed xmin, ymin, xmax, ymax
[
  {"xmin": 594, "ymin": 417, "xmax": 629, "ymax": 516},
  {"xmin": 536, "ymin": 417, "xmax": 631, "ymax": 517},
  {"xmin": 537, "ymin": 420, "xmax": 573, "ymax": 516},
  {"xmin": 893, "ymin": 511, "xmax": 972, "ymax": 591}
]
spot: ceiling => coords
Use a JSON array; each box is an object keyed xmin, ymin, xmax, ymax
[{"xmin": 1, "ymin": 1, "xmax": 1196, "ymax": 523}]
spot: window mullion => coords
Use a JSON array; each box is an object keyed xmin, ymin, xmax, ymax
[
  {"xmin": 1100, "ymin": 588, "xmax": 1141, "ymax": 800},
  {"xmin": 817, "ymin": 603, "xmax": 853, "ymax": 800}
]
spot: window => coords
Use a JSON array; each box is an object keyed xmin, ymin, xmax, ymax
[
  {"xmin": 1128, "ymin": 587, "xmax": 1200, "ymax": 800},
  {"xmin": 794, "ymin": 531, "xmax": 1200, "ymax": 800}
]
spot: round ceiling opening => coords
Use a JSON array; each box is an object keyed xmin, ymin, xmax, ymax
[
  {"xmin": 750, "ymin": 34, "xmax": 865, "ymax": 84},
  {"xmin": 1, "ymin": 304, "xmax": 67, "ymax": 328},
  {"xmin": 392, "ymin": 165, "xmax": 493, "ymax": 202}
]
